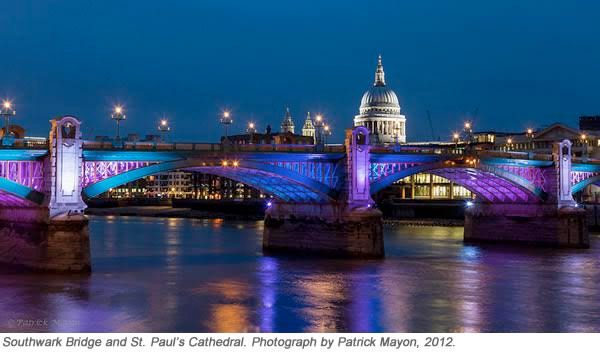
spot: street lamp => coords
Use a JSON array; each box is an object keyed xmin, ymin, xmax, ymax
[
  {"xmin": 247, "ymin": 121, "xmax": 256, "ymax": 144},
  {"xmin": 463, "ymin": 121, "xmax": 473, "ymax": 143},
  {"xmin": 527, "ymin": 128, "xmax": 534, "ymax": 138},
  {"xmin": 581, "ymin": 133, "xmax": 588, "ymax": 158},
  {"xmin": 1, "ymin": 100, "xmax": 16, "ymax": 144},
  {"xmin": 158, "ymin": 118, "xmax": 171, "ymax": 142},
  {"xmin": 324, "ymin": 124, "xmax": 331, "ymax": 146},
  {"xmin": 220, "ymin": 111, "xmax": 233, "ymax": 140},
  {"xmin": 247, "ymin": 121, "xmax": 256, "ymax": 134},
  {"xmin": 314, "ymin": 114, "xmax": 324, "ymax": 145},
  {"xmin": 111, "ymin": 105, "xmax": 126, "ymax": 141}
]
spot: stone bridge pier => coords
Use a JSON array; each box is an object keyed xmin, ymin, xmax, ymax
[
  {"xmin": 263, "ymin": 126, "xmax": 384, "ymax": 257},
  {"xmin": 464, "ymin": 140, "xmax": 588, "ymax": 247},
  {"xmin": 0, "ymin": 116, "xmax": 90, "ymax": 272}
]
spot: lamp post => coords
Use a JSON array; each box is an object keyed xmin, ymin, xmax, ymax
[
  {"xmin": 247, "ymin": 121, "xmax": 256, "ymax": 144},
  {"xmin": 463, "ymin": 121, "xmax": 473, "ymax": 143},
  {"xmin": 526, "ymin": 128, "xmax": 534, "ymax": 138},
  {"xmin": 220, "ymin": 111, "xmax": 233, "ymax": 141},
  {"xmin": 581, "ymin": 133, "xmax": 588, "ymax": 159},
  {"xmin": 1, "ymin": 100, "xmax": 16, "ymax": 144},
  {"xmin": 158, "ymin": 118, "xmax": 171, "ymax": 142},
  {"xmin": 314, "ymin": 114, "xmax": 324, "ymax": 145},
  {"xmin": 111, "ymin": 105, "xmax": 126, "ymax": 142},
  {"xmin": 324, "ymin": 124, "xmax": 331, "ymax": 146}
]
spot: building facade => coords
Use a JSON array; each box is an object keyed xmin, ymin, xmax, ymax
[
  {"xmin": 301, "ymin": 112, "xmax": 315, "ymax": 139},
  {"xmin": 353, "ymin": 55, "xmax": 407, "ymax": 144}
]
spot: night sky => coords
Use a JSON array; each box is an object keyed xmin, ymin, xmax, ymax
[{"xmin": 1, "ymin": 1, "xmax": 598, "ymax": 142}]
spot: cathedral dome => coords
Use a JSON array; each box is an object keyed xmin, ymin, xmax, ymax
[
  {"xmin": 353, "ymin": 55, "xmax": 407, "ymax": 144},
  {"xmin": 358, "ymin": 55, "xmax": 401, "ymax": 115},
  {"xmin": 360, "ymin": 87, "xmax": 400, "ymax": 110}
]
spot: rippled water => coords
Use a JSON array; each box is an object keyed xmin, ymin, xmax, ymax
[{"xmin": 1, "ymin": 216, "xmax": 600, "ymax": 332}]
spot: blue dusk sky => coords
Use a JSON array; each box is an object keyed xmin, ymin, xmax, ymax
[{"xmin": 0, "ymin": 1, "xmax": 598, "ymax": 142}]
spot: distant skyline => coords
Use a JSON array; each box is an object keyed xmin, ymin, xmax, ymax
[{"xmin": 1, "ymin": 1, "xmax": 599, "ymax": 142}]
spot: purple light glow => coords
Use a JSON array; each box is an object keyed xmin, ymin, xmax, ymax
[
  {"xmin": 0, "ymin": 160, "xmax": 44, "ymax": 191},
  {"xmin": 429, "ymin": 167, "xmax": 537, "ymax": 203},
  {"xmin": 0, "ymin": 189, "xmax": 35, "ymax": 207},
  {"xmin": 82, "ymin": 161, "xmax": 152, "ymax": 186}
]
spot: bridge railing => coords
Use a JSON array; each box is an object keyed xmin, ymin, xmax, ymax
[
  {"xmin": 81, "ymin": 141, "xmax": 347, "ymax": 153},
  {"xmin": 370, "ymin": 145, "xmax": 465, "ymax": 155},
  {"xmin": 0, "ymin": 138, "xmax": 49, "ymax": 149},
  {"xmin": 478, "ymin": 150, "xmax": 553, "ymax": 161}
]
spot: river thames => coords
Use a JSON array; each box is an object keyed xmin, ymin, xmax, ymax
[{"xmin": 1, "ymin": 216, "xmax": 599, "ymax": 332}]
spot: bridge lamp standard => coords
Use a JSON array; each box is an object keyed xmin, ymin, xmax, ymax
[
  {"xmin": 1, "ymin": 100, "xmax": 16, "ymax": 143},
  {"xmin": 526, "ymin": 128, "xmax": 534, "ymax": 138},
  {"xmin": 324, "ymin": 124, "xmax": 331, "ymax": 146},
  {"xmin": 111, "ymin": 106, "xmax": 126, "ymax": 142},
  {"xmin": 158, "ymin": 118, "xmax": 171, "ymax": 142},
  {"xmin": 452, "ymin": 132, "xmax": 460, "ymax": 151},
  {"xmin": 581, "ymin": 133, "xmax": 589, "ymax": 157},
  {"xmin": 247, "ymin": 121, "xmax": 256, "ymax": 144},
  {"xmin": 463, "ymin": 121, "xmax": 474, "ymax": 143},
  {"xmin": 220, "ymin": 111, "xmax": 233, "ymax": 140},
  {"xmin": 314, "ymin": 114, "xmax": 324, "ymax": 145},
  {"xmin": 506, "ymin": 137, "xmax": 513, "ymax": 151}
]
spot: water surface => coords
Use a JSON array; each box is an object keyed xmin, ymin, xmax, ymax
[{"xmin": 1, "ymin": 216, "xmax": 599, "ymax": 332}]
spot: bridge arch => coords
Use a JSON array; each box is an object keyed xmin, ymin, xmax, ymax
[
  {"xmin": 0, "ymin": 177, "xmax": 45, "ymax": 206},
  {"xmin": 82, "ymin": 158, "xmax": 337, "ymax": 202},
  {"xmin": 572, "ymin": 175, "xmax": 600, "ymax": 194},
  {"xmin": 370, "ymin": 161, "xmax": 546, "ymax": 203}
]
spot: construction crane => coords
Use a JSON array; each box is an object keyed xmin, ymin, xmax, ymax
[{"xmin": 426, "ymin": 109, "xmax": 435, "ymax": 140}]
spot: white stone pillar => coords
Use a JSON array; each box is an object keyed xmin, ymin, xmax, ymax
[
  {"xmin": 557, "ymin": 139, "xmax": 577, "ymax": 208},
  {"xmin": 48, "ymin": 116, "xmax": 87, "ymax": 218}
]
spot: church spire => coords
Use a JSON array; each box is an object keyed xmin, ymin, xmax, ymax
[
  {"xmin": 281, "ymin": 106, "xmax": 295, "ymax": 133},
  {"xmin": 374, "ymin": 54, "xmax": 386, "ymax": 86}
]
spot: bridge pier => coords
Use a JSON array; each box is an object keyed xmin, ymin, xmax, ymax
[
  {"xmin": 465, "ymin": 139, "xmax": 588, "ymax": 248},
  {"xmin": 464, "ymin": 203, "xmax": 588, "ymax": 248},
  {"xmin": 263, "ymin": 202, "xmax": 384, "ymax": 257},
  {"xmin": 263, "ymin": 126, "xmax": 384, "ymax": 258},
  {"xmin": 0, "ymin": 208, "xmax": 90, "ymax": 272},
  {"xmin": 0, "ymin": 116, "xmax": 90, "ymax": 272}
]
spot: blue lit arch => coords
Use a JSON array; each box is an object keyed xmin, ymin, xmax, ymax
[
  {"xmin": 82, "ymin": 158, "xmax": 337, "ymax": 202},
  {"xmin": 0, "ymin": 177, "xmax": 45, "ymax": 206}
]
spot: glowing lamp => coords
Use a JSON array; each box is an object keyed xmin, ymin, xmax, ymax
[{"xmin": 466, "ymin": 201, "xmax": 474, "ymax": 208}]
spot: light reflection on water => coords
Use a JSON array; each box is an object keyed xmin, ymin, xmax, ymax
[{"xmin": 0, "ymin": 216, "xmax": 599, "ymax": 332}]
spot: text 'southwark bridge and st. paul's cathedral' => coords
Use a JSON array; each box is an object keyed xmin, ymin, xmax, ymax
[{"xmin": 0, "ymin": 57, "xmax": 596, "ymax": 272}]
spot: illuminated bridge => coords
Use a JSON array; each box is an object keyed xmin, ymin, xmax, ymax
[{"xmin": 0, "ymin": 116, "xmax": 594, "ymax": 272}]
